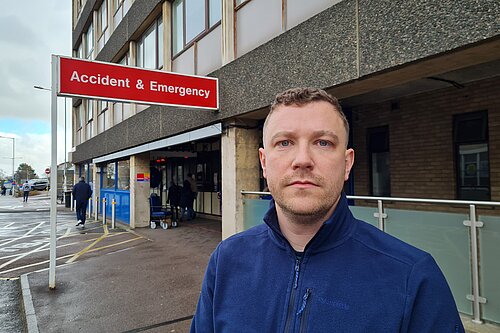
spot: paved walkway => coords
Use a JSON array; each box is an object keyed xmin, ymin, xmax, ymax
[{"xmin": 24, "ymin": 217, "xmax": 221, "ymax": 332}]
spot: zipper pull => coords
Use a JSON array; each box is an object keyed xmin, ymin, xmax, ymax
[
  {"xmin": 293, "ymin": 258, "xmax": 300, "ymax": 289},
  {"xmin": 296, "ymin": 288, "xmax": 311, "ymax": 316}
]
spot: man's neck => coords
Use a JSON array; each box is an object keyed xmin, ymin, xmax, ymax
[{"xmin": 276, "ymin": 208, "xmax": 330, "ymax": 252}]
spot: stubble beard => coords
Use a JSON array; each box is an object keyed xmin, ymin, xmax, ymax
[{"xmin": 269, "ymin": 172, "xmax": 341, "ymax": 226}]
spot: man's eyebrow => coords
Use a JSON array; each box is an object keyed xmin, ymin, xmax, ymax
[
  {"xmin": 312, "ymin": 130, "xmax": 340, "ymax": 143},
  {"xmin": 269, "ymin": 131, "xmax": 296, "ymax": 142}
]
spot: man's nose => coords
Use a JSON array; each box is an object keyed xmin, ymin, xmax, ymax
[{"xmin": 291, "ymin": 144, "xmax": 314, "ymax": 170}]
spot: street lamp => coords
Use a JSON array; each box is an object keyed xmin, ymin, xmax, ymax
[
  {"xmin": 34, "ymin": 86, "xmax": 69, "ymax": 193},
  {"xmin": 0, "ymin": 135, "xmax": 15, "ymax": 195}
]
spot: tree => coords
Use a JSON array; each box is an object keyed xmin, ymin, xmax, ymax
[{"xmin": 14, "ymin": 163, "xmax": 37, "ymax": 184}]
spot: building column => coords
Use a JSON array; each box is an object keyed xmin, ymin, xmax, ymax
[
  {"xmin": 130, "ymin": 153, "xmax": 150, "ymax": 228},
  {"xmin": 221, "ymin": 123, "xmax": 261, "ymax": 239},
  {"xmin": 221, "ymin": 0, "xmax": 235, "ymax": 65},
  {"xmin": 92, "ymin": 165, "xmax": 100, "ymax": 211}
]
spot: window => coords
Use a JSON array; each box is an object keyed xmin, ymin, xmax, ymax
[
  {"xmin": 117, "ymin": 160, "xmax": 130, "ymax": 190},
  {"xmin": 97, "ymin": 101, "xmax": 108, "ymax": 133},
  {"xmin": 454, "ymin": 111, "xmax": 490, "ymax": 200},
  {"xmin": 137, "ymin": 18, "xmax": 163, "ymax": 69},
  {"xmin": 235, "ymin": 0, "xmax": 250, "ymax": 6},
  {"xmin": 85, "ymin": 23, "xmax": 94, "ymax": 59},
  {"xmin": 76, "ymin": 43, "xmax": 83, "ymax": 59},
  {"xmin": 368, "ymin": 126, "xmax": 390, "ymax": 196},
  {"xmin": 85, "ymin": 100, "xmax": 93, "ymax": 140},
  {"xmin": 172, "ymin": 0, "xmax": 222, "ymax": 55},
  {"xmin": 96, "ymin": 0, "xmax": 108, "ymax": 52},
  {"xmin": 103, "ymin": 162, "xmax": 116, "ymax": 188}
]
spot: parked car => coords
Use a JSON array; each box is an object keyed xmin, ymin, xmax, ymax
[{"xmin": 28, "ymin": 179, "xmax": 50, "ymax": 191}]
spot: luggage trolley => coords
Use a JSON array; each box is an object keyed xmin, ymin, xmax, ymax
[{"xmin": 149, "ymin": 193, "xmax": 172, "ymax": 229}]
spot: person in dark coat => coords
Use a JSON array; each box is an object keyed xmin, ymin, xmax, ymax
[
  {"xmin": 167, "ymin": 179, "xmax": 182, "ymax": 222},
  {"xmin": 72, "ymin": 177, "xmax": 92, "ymax": 227},
  {"xmin": 179, "ymin": 179, "xmax": 194, "ymax": 221}
]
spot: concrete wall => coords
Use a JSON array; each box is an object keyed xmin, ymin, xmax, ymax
[
  {"xmin": 72, "ymin": 0, "xmax": 500, "ymax": 163},
  {"xmin": 130, "ymin": 153, "xmax": 150, "ymax": 228},
  {"xmin": 221, "ymin": 125, "xmax": 261, "ymax": 239}
]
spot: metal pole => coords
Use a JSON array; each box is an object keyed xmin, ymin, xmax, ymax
[
  {"xmin": 111, "ymin": 198, "xmax": 116, "ymax": 229},
  {"xmin": 102, "ymin": 197, "xmax": 106, "ymax": 225},
  {"xmin": 63, "ymin": 98, "xmax": 67, "ymax": 193},
  {"xmin": 71, "ymin": 193, "xmax": 74, "ymax": 211},
  {"xmin": 377, "ymin": 200, "xmax": 385, "ymax": 231},
  {"xmin": 49, "ymin": 55, "xmax": 59, "ymax": 290},
  {"xmin": 88, "ymin": 197, "xmax": 92, "ymax": 218},
  {"xmin": 469, "ymin": 205, "xmax": 483, "ymax": 324},
  {"xmin": 12, "ymin": 138, "xmax": 14, "ymax": 193},
  {"xmin": 95, "ymin": 195, "xmax": 98, "ymax": 221}
]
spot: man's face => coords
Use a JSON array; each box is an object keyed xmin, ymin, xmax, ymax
[{"xmin": 259, "ymin": 101, "xmax": 354, "ymax": 222}]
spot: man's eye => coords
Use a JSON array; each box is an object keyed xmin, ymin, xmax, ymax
[
  {"xmin": 318, "ymin": 140, "xmax": 330, "ymax": 147},
  {"xmin": 278, "ymin": 140, "xmax": 290, "ymax": 147}
]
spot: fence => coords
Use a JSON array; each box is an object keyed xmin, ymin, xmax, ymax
[{"xmin": 241, "ymin": 191, "xmax": 500, "ymax": 325}]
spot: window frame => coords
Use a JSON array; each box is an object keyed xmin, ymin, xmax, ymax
[
  {"xmin": 453, "ymin": 111, "xmax": 490, "ymax": 200},
  {"xmin": 367, "ymin": 125, "xmax": 391, "ymax": 197},
  {"xmin": 172, "ymin": 0, "xmax": 222, "ymax": 58},
  {"xmin": 137, "ymin": 17, "xmax": 163, "ymax": 70}
]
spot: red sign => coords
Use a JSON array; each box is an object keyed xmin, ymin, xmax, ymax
[
  {"xmin": 45, "ymin": 168, "xmax": 51, "ymax": 175},
  {"xmin": 57, "ymin": 56, "xmax": 219, "ymax": 110}
]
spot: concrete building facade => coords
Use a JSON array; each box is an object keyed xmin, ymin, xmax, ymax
[{"xmin": 70, "ymin": 0, "xmax": 500, "ymax": 235}]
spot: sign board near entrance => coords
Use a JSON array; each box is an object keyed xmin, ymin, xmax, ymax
[{"xmin": 57, "ymin": 56, "xmax": 219, "ymax": 110}]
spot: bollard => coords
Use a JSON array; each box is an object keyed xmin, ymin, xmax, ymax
[
  {"xmin": 102, "ymin": 197, "xmax": 107, "ymax": 225},
  {"xmin": 88, "ymin": 197, "xmax": 92, "ymax": 218},
  {"xmin": 71, "ymin": 193, "xmax": 74, "ymax": 211},
  {"xmin": 94, "ymin": 195, "xmax": 99, "ymax": 221},
  {"xmin": 111, "ymin": 198, "xmax": 116, "ymax": 229}
]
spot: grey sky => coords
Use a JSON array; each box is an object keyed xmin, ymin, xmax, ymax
[{"xmin": 0, "ymin": 1, "xmax": 71, "ymax": 178}]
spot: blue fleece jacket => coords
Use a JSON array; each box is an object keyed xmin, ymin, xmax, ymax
[{"xmin": 191, "ymin": 193, "xmax": 464, "ymax": 332}]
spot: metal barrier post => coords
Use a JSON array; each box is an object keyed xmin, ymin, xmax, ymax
[
  {"xmin": 102, "ymin": 197, "xmax": 107, "ymax": 225},
  {"xmin": 94, "ymin": 195, "xmax": 98, "ymax": 221},
  {"xmin": 373, "ymin": 199, "xmax": 387, "ymax": 231},
  {"xmin": 111, "ymin": 198, "xmax": 116, "ymax": 229},
  {"xmin": 465, "ymin": 205, "xmax": 486, "ymax": 324},
  {"xmin": 88, "ymin": 197, "xmax": 92, "ymax": 218},
  {"xmin": 71, "ymin": 193, "xmax": 74, "ymax": 211}
]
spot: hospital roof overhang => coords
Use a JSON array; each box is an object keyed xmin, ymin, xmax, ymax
[{"xmin": 92, "ymin": 123, "xmax": 222, "ymax": 164}]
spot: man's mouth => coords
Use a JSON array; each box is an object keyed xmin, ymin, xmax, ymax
[{"xmin": 289, "ymin": 180, "xmax": 318, "ymax": 188}]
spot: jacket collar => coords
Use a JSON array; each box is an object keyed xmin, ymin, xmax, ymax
[{"xmin": 263, "ymin": 192, "xmax": 356, "ymax": 254}]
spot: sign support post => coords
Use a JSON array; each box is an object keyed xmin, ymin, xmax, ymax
[{"xmin": 49, "ymin": 55, "xmax": 58, "ymax": 289}]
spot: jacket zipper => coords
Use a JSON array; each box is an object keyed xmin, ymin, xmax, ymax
[
  {"xmin": 297, "ymin": 289, "xmax": 311, "ymax": 333},
  {"xmin": 284, "ymin": 257, "xmax": 301, "ymax": 332}
]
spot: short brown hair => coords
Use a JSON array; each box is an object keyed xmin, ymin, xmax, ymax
[{"xmin": 264, "ymin": 87, "xmax": 349, "ymax": 142}]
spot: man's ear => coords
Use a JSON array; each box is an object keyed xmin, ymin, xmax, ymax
[
  {"xmin": 344, "ymin": 148, "xmax": 355, "ymax": 181},
  {"xmin": 259, "ymin": 147, "xmax": 267, "ymax": 179}
]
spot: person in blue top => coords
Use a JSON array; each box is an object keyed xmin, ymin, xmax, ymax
[
  {"xmin": 191, "ymin": 87, "xmax": 465, "ymax": 332},
  {"xmin": 72, "ymin": 177, "xmax": 92, "ymax": 228}
]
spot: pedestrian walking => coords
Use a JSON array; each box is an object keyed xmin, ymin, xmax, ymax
[
  {"xmin": 180, "ymin": 179, "xmax": 194, "ymax": 221},
  {"xmin": 167, "ymin": 179, "xmax": 182, "ymax": 223},
  {"xmin": 72, "ymin": 177, "xmax": 92, "ymax": 227},
  {"xmin": 22, "ymin": 181, "xmax": 31, "ymax": 202},
  {"xmin": 187, "ymin": 173, "xmax": 197, "ymax": 219},
  {"xmin": 191, "ymin": 87, "xmax": 464, "ymax": 332}
]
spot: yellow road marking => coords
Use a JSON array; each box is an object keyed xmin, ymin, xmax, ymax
[
  {"xmin": 66, "ymin": 225, "xmax": 109, "ymax": 264},
  {"xmin": 0, "ymin": 235, "xmax": 144, "ymax": 275}
]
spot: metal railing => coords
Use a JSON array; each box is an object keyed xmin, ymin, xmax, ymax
[{"xmin": 241, "ymin": 191, "xmax": 500, "ymax": 325}]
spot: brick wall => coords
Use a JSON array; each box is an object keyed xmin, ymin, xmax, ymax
[{"xmin": 351, "ymin": 76, "xmax": 500, "ymax": 212}]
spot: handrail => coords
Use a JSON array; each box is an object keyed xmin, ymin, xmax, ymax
[
  {"xmin": 241, "ymin": 190, "xmax": 498, "ymax": 324},
  {"xmin": 240, "ymin": 191, "xmax": 500, "ymax": 207}
]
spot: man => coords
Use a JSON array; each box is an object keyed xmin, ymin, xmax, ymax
[
  {"xmin": 191, "ymin": 88, "xmax": 464, "ymax": 332},
  {"xmin": 22, "ymin": 181, "xmax": 31, "ymax": 202},
  {"xmin": 72, "ymin": 176, "xmax": 92, "ymax": 227},
  {"xmin": 167, "ymin": 179, "xmax": 182, "ymax": 223}
]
